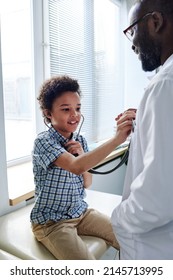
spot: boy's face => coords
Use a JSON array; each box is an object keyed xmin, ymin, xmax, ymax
[{"xmin": 48, "ymin": 91, "xmax": 81, "ymax": 138}]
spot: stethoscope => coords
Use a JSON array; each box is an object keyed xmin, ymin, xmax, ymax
[
  {"xmin": 46, "ymin": 112, "xmax": 132, "ymax": 174},
  {"xmin": 74, "ymin": 114, "xmax": 132, "ymax": 175}
]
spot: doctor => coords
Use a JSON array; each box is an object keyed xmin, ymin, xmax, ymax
[{"xmin": 111, "ymin": 0, "xmax": 173, "ymax": 259}]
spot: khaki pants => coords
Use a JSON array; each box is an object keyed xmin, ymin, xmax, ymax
[{"xmin": 32, "ymin": 208, "xmax": 119, "ymax": 260}]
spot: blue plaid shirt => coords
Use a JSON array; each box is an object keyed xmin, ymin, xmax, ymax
[{"xmin": 30, "ymin": 126, "xmax": 89, "ymax": 224}]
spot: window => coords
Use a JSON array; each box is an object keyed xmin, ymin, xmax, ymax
[
  {"xmin": 0, "ymin": 0, "xmax": 36, "ymax": 206},
  {"xmin": 46, "ymin": 0, "xmax": 123, "ymax": 144},
  {"xmin": 0, "ymin": 0, "xmax": 35, "ymax": 163}
]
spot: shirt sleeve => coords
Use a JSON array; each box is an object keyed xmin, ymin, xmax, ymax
[
  {"xmin": 111, "ymin": 78, "xmax": 173, "ymax": 234},
  {"xmin": 32, "ymin": 135, "xmax": 66, "ymax": 170}
]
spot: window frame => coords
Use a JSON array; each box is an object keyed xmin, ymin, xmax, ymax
[
  {"xmin": 0, "ymin": 20, "xmax": 10, "ymax": 215},
  {"xmin": 0, "ymin": 0, "xmax": 46, "ymax": 212}
]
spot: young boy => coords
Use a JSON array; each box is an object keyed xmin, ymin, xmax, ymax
[{"xmin": 30, "ymin": 75, "xmax": 135, "ymax": 259}]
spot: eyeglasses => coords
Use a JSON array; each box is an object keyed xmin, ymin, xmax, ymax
[{"xmin": 123, "ymin": 12, "xmax": 154, "ymax": 41}]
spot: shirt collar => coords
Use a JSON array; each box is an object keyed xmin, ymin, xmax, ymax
[
  {"xmin": 48, "ymin": 126, "xmax": 78, "ymax": 145},
  {"xmin": 162, "ymin": 53, "xmax": 173, "ymax": 68},
  {"xmin": 150, "ymin": 54, "xmax": 173, "ymax": 82}
]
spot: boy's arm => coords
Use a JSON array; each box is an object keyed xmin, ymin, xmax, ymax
[
  {"xmin": 65, "ymin": 138, "xmax": 93, "ymax": 187},
  {"xmin": 53, "ymin": 110, "xmax": 135, "ymax": 175},
  {"xmin": 83, "ymin": 171, "xmax": 92, "ymax": 188}
]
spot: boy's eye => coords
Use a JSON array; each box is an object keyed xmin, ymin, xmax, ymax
[
  {"xmin": 62, "ymin": 108, "xmax": 69, "ymax": 111},
  {"xmin": 61, "ymin": 108, "xmax": 81, "ymax": 112}
]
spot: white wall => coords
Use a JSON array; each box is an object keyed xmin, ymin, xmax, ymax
[{"xmin": 91, "ymin": 157, "xmax": 127, "ymax": 195}]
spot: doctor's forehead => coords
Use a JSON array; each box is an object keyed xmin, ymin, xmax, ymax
[{"xmin": 128, "ymin": 2, "xmax": 143, "ymax": 24}]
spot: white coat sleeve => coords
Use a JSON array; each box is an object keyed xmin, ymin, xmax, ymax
[{"xmin": 111, "ymin": 78, "xmax": 173, "ymax": 234}]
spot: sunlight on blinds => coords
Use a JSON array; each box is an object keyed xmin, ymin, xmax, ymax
[{"xmin": 48, "ymin": 0, "xmax": 122, "ymax": 144}]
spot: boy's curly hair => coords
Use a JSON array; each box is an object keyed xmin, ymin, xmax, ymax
[{"xmin": 38, "ymin": 75, "xmax": 81, "ymax": 124}]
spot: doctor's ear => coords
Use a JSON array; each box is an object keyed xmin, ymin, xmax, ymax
[{"xmin": 151, "ymin": 11, "xmax": 164, "ymax": 32}]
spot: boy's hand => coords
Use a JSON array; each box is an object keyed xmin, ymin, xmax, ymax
[
  {"xmin": 115, "ymin": 109, "xmax": 136, "ymax": 144},
  {"xmin": 65, "ymin": 140, "xmax": 84, "ymax": 156},
  {"xmin": 115, "ymin": 108, "xmax": 137, "ymax": 121}
]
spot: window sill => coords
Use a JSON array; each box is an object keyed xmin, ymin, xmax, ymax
[{"xmin": 8, "ymin": 161, "xmax": 35, "ymax": 206}]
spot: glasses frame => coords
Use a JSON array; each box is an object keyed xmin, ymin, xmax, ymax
[{"xmin": 123, "ymin": 12, "xmax": 154, "ymax": 41}]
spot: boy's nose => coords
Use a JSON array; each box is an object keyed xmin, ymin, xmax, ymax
[{"xmin": 71, "ymin": 110, "xmax": 78, "ymax": 117}]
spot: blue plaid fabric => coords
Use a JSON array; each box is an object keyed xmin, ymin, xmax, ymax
[{"xmin": 30, "ymin": 126, "xmax": 89, "ymax": 224}]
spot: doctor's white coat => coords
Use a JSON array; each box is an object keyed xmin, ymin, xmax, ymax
[{"xmin": 111, "ymin": 54, "xmax": 173, "ymax": 260}]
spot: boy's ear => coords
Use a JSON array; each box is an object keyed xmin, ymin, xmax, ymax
[{"xmin": 43, "ymin": 109, "xmax": 52, "ymax": 119}]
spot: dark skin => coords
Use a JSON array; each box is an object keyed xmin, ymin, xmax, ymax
[{"xmin": 130, "ymin": 2, "xmax": 173, "ymax": 71}]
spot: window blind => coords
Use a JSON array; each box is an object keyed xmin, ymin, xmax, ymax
[{"xmin": 48, "ymin": 0, "xmax": 123, "ymax": 144}]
